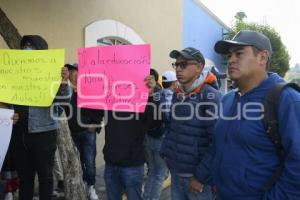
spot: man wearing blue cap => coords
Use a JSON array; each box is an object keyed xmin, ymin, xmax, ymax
[{"xmin": 213, "ymin": 30, "xmax": 300, "ymax": 199}]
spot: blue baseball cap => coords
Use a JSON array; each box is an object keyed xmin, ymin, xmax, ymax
[{"xmin": 214, "ymin": 30, "xmax": 272, "ymax": 55}]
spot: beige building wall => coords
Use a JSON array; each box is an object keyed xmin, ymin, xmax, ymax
[
  {"xmin": 0, "ymin": 0, "xmax": 183, "ymax": 73},
  {"xmin": 1, "ymin": 0, "xmax": 183, "ymax": 166},
  {"xmin": 0, "ymin": 37, "xmax": 8, "ymax": 48}
]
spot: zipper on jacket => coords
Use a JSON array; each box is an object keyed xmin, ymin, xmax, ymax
[{"xmin": 217, "ymin": 94, "xmax": 241, "ymax": 179}]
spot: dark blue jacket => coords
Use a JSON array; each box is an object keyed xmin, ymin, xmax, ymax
[
  {"xmin": 161, "ymin": 83, "xmax": 221, "ymax": 183},
  {"xmin": 213, "ymin": 73, "xmax": 300, "ymax": 200}
]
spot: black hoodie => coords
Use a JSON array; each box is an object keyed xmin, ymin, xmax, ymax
[
  {"xmin": 13, "ymin": 35, "xmax": 49, "ymax": 132},
  {"xmin": 20, "ymin": 35, "xmax": 48, "ymax": 50}
]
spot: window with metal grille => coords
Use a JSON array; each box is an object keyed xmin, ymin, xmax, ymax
[{"xmin": 97, "ymin": 37, "xmax": 130, "ymax": 46}]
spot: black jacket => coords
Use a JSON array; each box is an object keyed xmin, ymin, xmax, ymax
[
  {"xmin": 102, "ymin": 96, "xmax": 161, "ymax": 166},
  {"xmin": 64, "ymin": 92, "xmax": 102, "ymax": 133}
]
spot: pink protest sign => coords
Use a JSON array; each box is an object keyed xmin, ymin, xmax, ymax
[{"xmin": 77, "ymin": 44, "xmax": 150, "ymax": 113}]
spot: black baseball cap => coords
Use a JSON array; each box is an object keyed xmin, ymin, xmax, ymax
[
  {"xmin": 65, "ymin": 63, "xmax": 78, "ymax": 70},
  {"xmin": 214, "ymin": 30, "xmax": 272, "ymax": 55},
  {"xmin": 170, "ymin": 47, "xmax": 205, "ymax": 65}
]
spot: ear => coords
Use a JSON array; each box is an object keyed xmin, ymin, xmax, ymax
[
  {"xmin": 259, "ymin": 50, "xmax": 269, "ymax": 66},
  {"xmin": 198, "ymin": 63, "xmax": 204, "ymax": 73}
]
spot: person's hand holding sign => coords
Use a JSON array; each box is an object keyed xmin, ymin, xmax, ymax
[
  {"xmin": 0, "ymin": 102, "xmax": 19, "ymax": 124},
  {"xmin": 11, "ymin": 113, "xmax": 19, "ymax": 125}
]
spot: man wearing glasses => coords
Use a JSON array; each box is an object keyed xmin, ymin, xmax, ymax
[{"xmin": 160, "ymin": 47, "xmax": 221, "ymax": 200}]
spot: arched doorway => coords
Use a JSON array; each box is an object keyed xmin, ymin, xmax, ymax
[{"xmin": 85, "ymin": 19, "xmax": 145, "ymax": 47}]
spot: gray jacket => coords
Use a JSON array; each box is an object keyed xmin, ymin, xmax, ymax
[{"xmin": 28, "ymin": 84, "xmax": 70, "ymax": 133}]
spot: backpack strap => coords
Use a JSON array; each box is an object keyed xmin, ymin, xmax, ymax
[{"xmin": 262, "ymin": 82, "xmax": 300, "ymax": 191}]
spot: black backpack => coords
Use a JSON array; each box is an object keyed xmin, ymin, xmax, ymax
[{"xmin": 262, "ymin": 82, "xmax": 300, "ymax": 191}]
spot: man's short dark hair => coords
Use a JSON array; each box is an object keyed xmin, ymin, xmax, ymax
[{"xmin": 251, "ymin": 46, "xmax": 271, "ymax": 70}]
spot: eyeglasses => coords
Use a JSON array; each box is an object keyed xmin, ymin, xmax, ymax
[{"xmin": 172, "ymin": 61, "xmax": 199, "ymax": 70}]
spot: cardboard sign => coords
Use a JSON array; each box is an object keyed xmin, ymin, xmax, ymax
[
  {"xmin": 0, "ymin": 49, "xmax": 65, "ymax": 106},
  {"xmin": 78, "ymin": 44, "xmax": 150, "ymax": 112},
  {"xmin": 0, "ymin": 108, "xmax": 14, "ymax": 171}
]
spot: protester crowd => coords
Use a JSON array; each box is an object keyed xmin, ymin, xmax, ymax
[{"xmin": 1, "ymin": 30, "xmax": 300, "ymax": 200}]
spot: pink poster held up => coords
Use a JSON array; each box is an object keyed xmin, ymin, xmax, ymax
[{"xmin": 77, "ymin": 44, "xmax": 151, "ymax": 113}]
